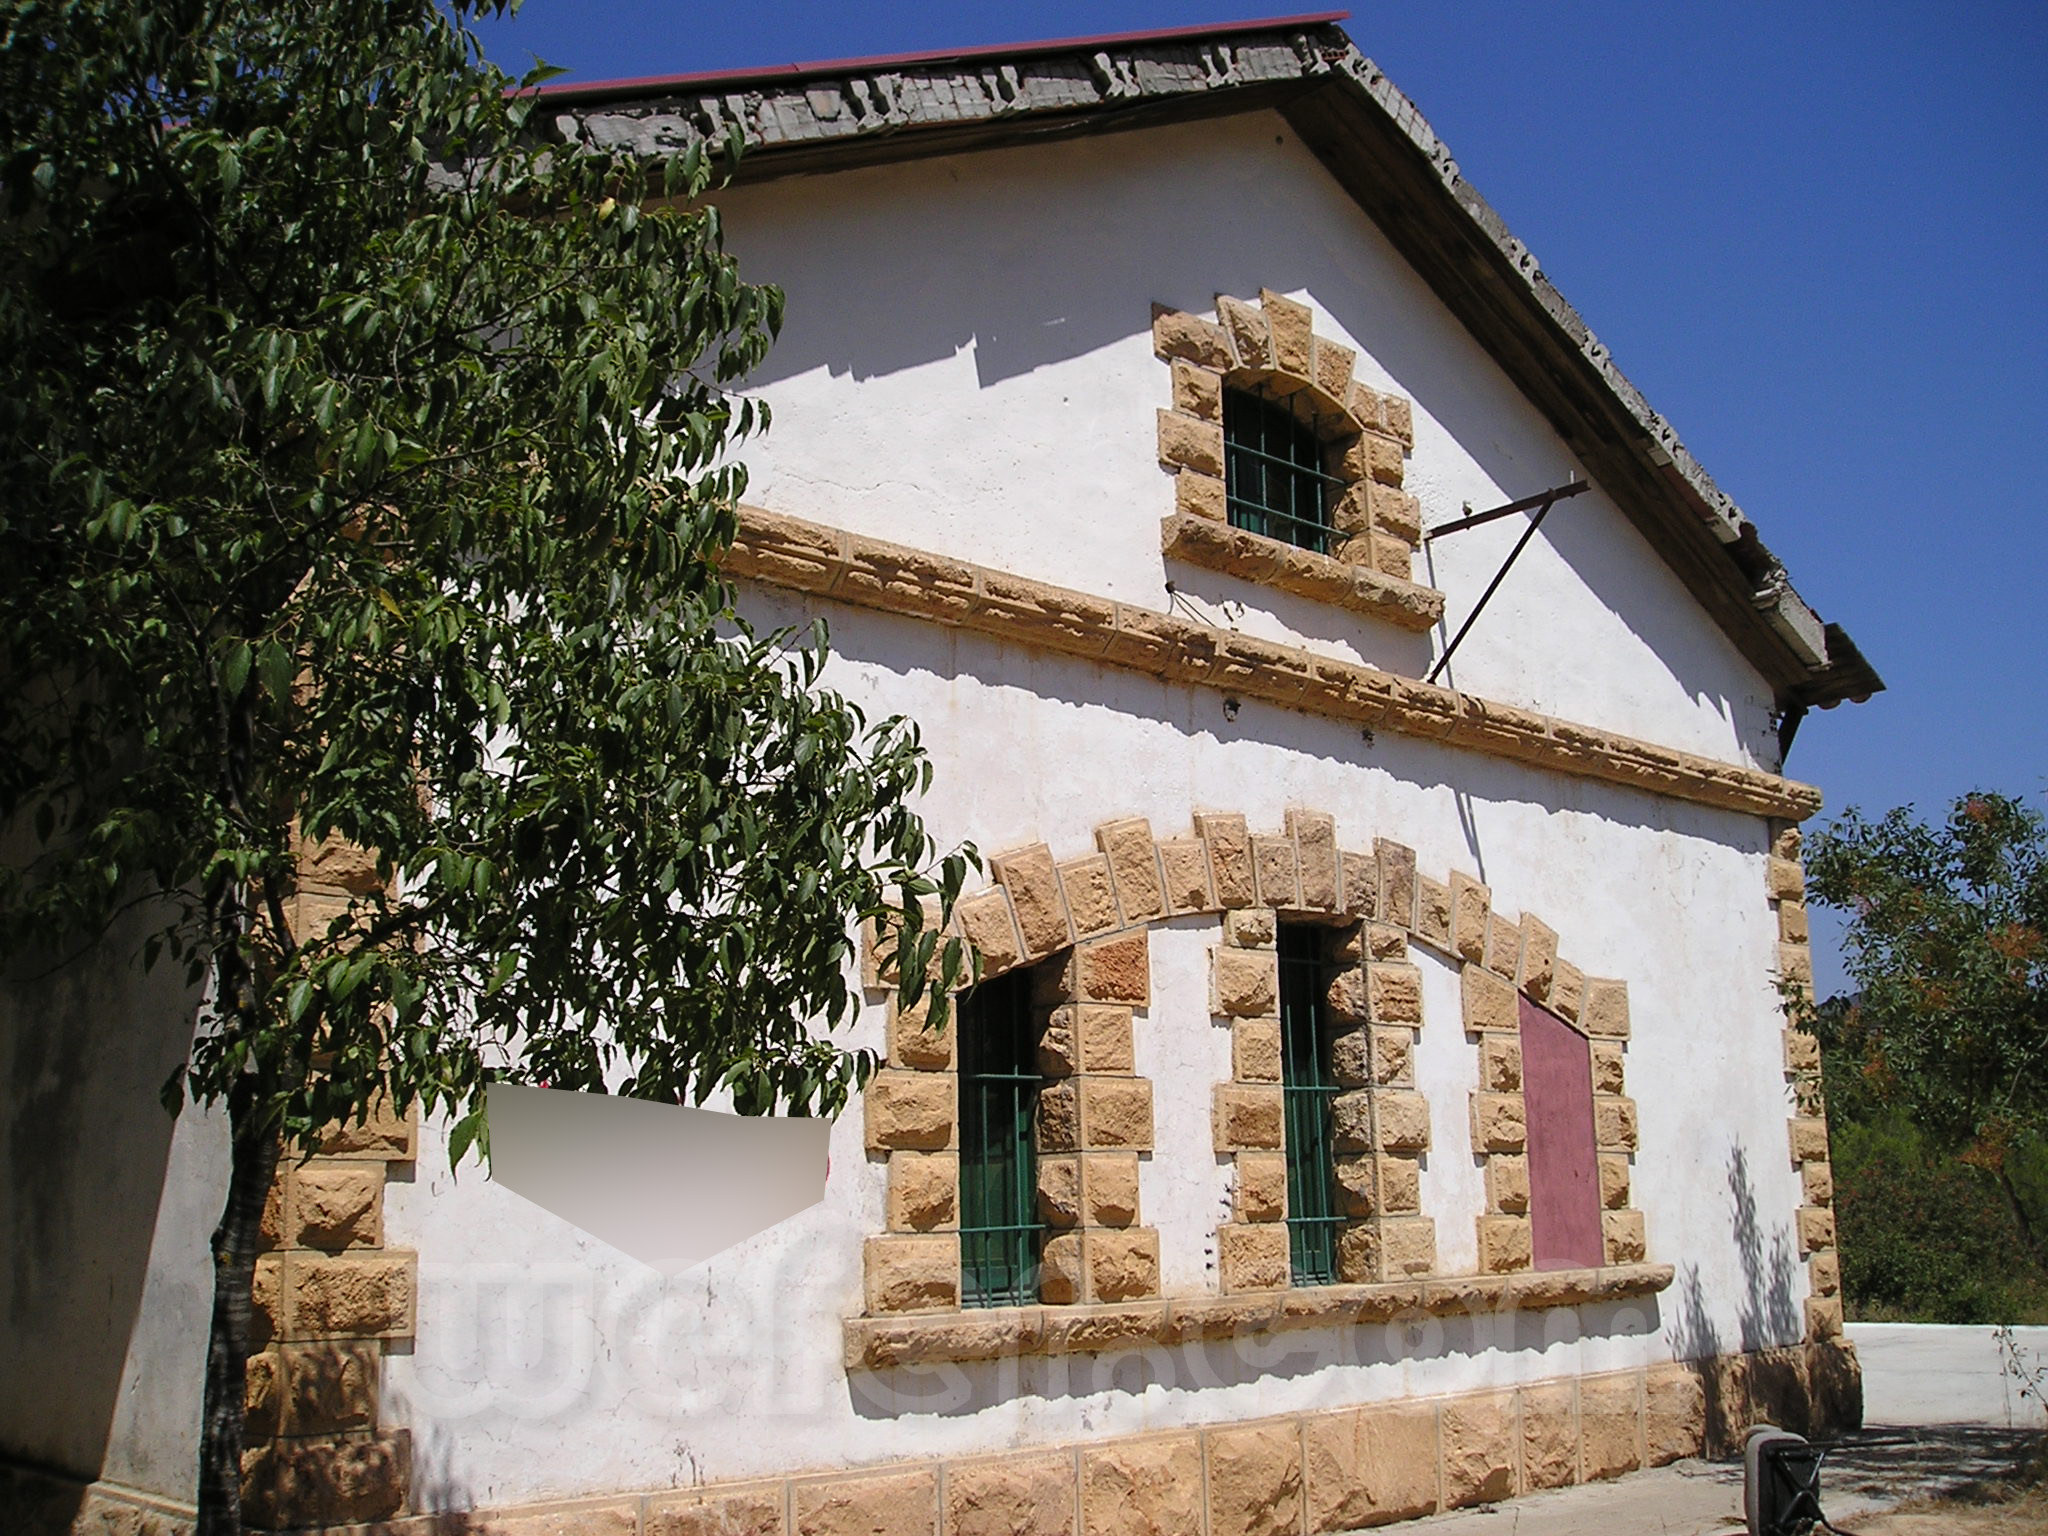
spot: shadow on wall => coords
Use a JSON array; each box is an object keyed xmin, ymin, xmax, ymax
[
  {"xmin": 722, "ymin": 113, "xmax": 1755, "ymax": 746},
  {"xmin": 1669, "ymin": 1139, "xmax": 1807, "ymax": 1453},
  {"xmin": 846, "ymin": 1297, "xmax": 1663, "ymax": 1422}
]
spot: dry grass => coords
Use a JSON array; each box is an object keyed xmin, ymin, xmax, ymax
[{"xmin": 1852, "ymin": 1445, "xmax": 2048, "ymax": 1534}]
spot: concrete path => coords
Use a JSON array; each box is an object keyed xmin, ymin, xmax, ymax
[{"xmin": 1848, "ymin": 1323, "xmax": 2048, "ymax": 1428}]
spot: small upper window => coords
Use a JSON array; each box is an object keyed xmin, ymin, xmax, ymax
[
  {"xmin": 1223, "ymin": 388, "xmax": 1342, "ymax": 557},
  {"xmin": 958, "ymin": 968, "xmax": 1042, "ymax": 1307}
]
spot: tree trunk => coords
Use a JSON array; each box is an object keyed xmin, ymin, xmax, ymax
[
  {"xmin": 195, "ymin": 1086, "xmax": 282, "ymax": 1536},
  {"xmin": 1997, "ymin": 1164, "xmax": 2048, "ymax": 1275}
]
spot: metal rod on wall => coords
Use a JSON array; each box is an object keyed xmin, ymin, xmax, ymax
[{"xmin": 1425, "ymin": 488, "xmax": 1572, "ymax": 686}]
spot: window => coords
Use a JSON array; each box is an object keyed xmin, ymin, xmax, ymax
[
  {"xmin": 1223, "ymin": 387, "xmax": 1342, "ymax": 556},
  {"xmin": 958, "ymin": 969, "xmax": 1041, "ymax": 1307},
  {"xmin": 1278, "ymin": 924, "xmax": 1344, "ymax": 1284},
  {"xmin": 1520, "ymin": 995, "xmax": 1604, "ymax": 1269}
]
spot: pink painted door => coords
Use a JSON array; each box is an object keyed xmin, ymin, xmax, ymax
[{"xmin": 1520, "ymin": 995, "xmax": 1603, "ymax": 1269}]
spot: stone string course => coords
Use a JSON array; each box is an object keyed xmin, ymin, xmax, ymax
[
  {"xmin": 238, "ymin": 834, "xmax": 422, "ymax": 1531},
  {"xmin": 12, "ymin": 1339, "xmax": 1860, "ymax": 1536},
  {"xmin": 860, "ymin": 810, "xmax": 1653, "ymax": 1360},
  {"xmin": 722, "ymin": 506, "xmax": 1823, "ymax": 822},
  {"xmin": 1152, "ymin": 292, "xmax": 1444, "ymax": 633},
  {"xmin": 1769, "ymin": 824, "xmax": 1845, "ymax": 1343}
]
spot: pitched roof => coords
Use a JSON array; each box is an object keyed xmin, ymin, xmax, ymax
[{"xmin": 538, "ymin": 13, "xmax": 1879, "ymax": 712}]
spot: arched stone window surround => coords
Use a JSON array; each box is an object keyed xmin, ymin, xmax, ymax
[
  {"xmin": 852, "ymin": 811, "xmax": 1670, "ymax": 1371},
  {"xmin": 1151, "ymin": 290, "xmax": 1445, "ymax": 634}
]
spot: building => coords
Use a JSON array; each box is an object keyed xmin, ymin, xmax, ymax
[{"xmin": 3, "ymin": 13, "xmax": 1879, "ymax": 1535}]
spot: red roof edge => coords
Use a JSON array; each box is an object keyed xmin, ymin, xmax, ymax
[{"xmin": 522, "ymin": 11, "xmax": 1351, "ymax": 104}]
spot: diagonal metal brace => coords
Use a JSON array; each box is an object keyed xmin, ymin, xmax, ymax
[{"xmin": 1424, "ymin": 480, "xmax": 1588, "ymax": 686}]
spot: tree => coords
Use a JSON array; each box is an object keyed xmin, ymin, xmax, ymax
[
  {"xmin": 0, "ymin": 4, "xmax": 969, "ymax": 1532},
  {"xmin": 1794, "ymin": 792, "xmax": 2048, "ymax": 1267}
]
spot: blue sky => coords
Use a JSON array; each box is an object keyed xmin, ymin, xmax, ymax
[{"xmin": 471, "ymin": 3, "xmax": 2047, "ymax": 996}]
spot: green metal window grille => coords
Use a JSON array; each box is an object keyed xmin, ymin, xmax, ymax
[
  {"xmin": 1223, "ymin": 387, "xmax": 1342, "ymax": 556},
  {"xmin": 958, "ymin": 968, "xmax": 1041, "ymax": 1308},
  {"xmin": 1279, "ymin": 924, "xmax": 1344, "ymax": 1285}
]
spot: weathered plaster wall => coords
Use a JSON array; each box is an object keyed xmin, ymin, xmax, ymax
[
  {"xmin": 715, "ymin": 111, "xmax": 1782, "ymax": 772},
  {"xmin": 381, "ymin": 597, "xmax": 1807, "ymax": 1509},
  {"xmin": 0, "ymin": 896, "xmax": 223, "ymax": 1502}
]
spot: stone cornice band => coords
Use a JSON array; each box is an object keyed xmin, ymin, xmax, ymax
[
  {"xmin": 726, "ymin": 507, "xmax": 1822, "ymax": 821},
  {"xmin": 845, "ymin": 1260, "xmax": 1674, "ymax": 1371}
]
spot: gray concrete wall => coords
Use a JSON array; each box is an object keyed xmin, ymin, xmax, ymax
[{"xmin": 1847, "ymin": 1321, "xmax": 2048, "ymax": 1428}]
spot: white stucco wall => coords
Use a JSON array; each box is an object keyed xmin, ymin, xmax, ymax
[
  {"xmin": 379, "ymin": 110, "xmax": 1809, "ymax": 1507},
  {"xmin": 383, "ymin": 599, "xmax": 1809, "ymax": 1508},
  {"xmin": 715, "ymin": 111, "xmax": 1782, "ymax": 772}
]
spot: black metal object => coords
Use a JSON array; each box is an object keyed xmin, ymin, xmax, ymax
[
  {"xmin": 1424, "ymin": 481, "xmax": 1585, "ymax": 686},
  {"xmin": 1745, "ymin": 1427, "xmax": 1858, "ymax": 1536}
]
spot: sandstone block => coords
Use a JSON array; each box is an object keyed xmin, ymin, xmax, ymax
[
  {"xmin": 1489, "ymin": 1154, "xmax": 1530, "ymax": 1215},
  {"xmin": 1383, "ymin": 395, "xmax": 1415, "ymax": 447},
  {"xmin": 1521, "ymin": 1382, "xmax": 1578, "ymax": 1490},
  {"xmin": 1373, "ymin": 1026, "xmax": 1414, "ymax": 1086},
  {"xmin": 1463, "ymin": 964, "xmax": 1518, "ymax": 1035},
  {"xmin": 1171, "ymin": 358, "xmax": 1223, "ymax": 420},
  {"xmin": 318, "ymin": 1094, "xmax": 414, "ymax": 1160},
  {"xmin": 1233, "ymin": 1017, "xmax": 1283, "ymax": 1083},
  {"xmin": 1312, "ymin": 335, "xmax": 1357, "ymax": 405},
  {"xmin": 1156, "ymin": 409, "xmax": 1224, "ymax": 477},
  {"xmin": 1773, "ymin": 824, "xmax": 1804, "ymax": 860},
  {"xmin": 1207, "ymin": 1421, "xmax": 1302, "ymax": 1536},
  {"xmin": 1789, "ymin": 1117, "xmax": 1831, "ymax": 1164},
  {"xmin": 1809, "ymin": 1249, "xmax": 1841, "ymax": 1297},
  {"xmin": 1157, "ymin": 837, "xmax": 1215, "ymax": 914},
  {"xmin": 1037, "ymin": 1155, "xmax": 1081, "ymax": 1228},
  {"xmin": 1802, "ymin": 1160, "xmax": 1835, "ymax": 1205},
  {"xmin": 1235, "ymin": 1152, "xmax": 1288, "ymax": 1223},
  {"xmin": 1779, "ymin": 899, "xmax": 1811, "ymax": 944},
  {"xmin": 1778, "ymin": 943, "xmax": 1814, "ymax": 987},
  {"xmin": 796, "ymin": 1470, "xmax": 937, "ymax": 1536},
  {"xmin": 1176, "ymin": 469, "xmax": 1227, "ymax": 522},
  {"xmin": 889, "ymin": 993, "xmax": 954, "ymax": 1070},
  {"xmin": 1598, "ymin": 1153, "xmax": 1631, "ymax": 1211},
  {"xmin": 1334, "ymin": 1156, "xmax": 1376, "ymax": 1219},
  {"xmin": 1259, "ymin": 288, "xmax": 1313, "ymax": 374},
  {"xmin": 865, "ymin": 1071, "xmax": 955, "ymax": 1152},
  {"xmin": 1580, "ymin": 1375, "xmax": 1642, "ymax": 1482},
  {"xmin": 1413, "ymin": 874, "xmax": 1454, "ymax": 952},
  {"xmin": 1080, "ymin": 1078, "xmax": 1153, "ymax": 1151},
  {"xmin": 1767, "ymin": 856, "xmax": 1806, "ymax": 901},
  {"xmin": 1289, "ymin": 810, "xmax": 1339, "ymax": 911},
  {"xmin": 1371, "ymin": 533, "xmax": 1412, "ymax": 581},
  {"xmin": 1225, "ymin": 907, "xmax": 1277, "ymax": 949},
  {"xmin": 1450, "ymin": 873, "xmax": 1490, "ymax": 964},
  {"xmin": 285, "ymin": 1252, "xmax": 414, "ymax": 1339},
  {"xmin": 863, "ymin": 1236, "xmax": 959, "ymax": 1315},
  {"xmin": 1058, "ymin": 856, "xmax": 1120, "ymax": 940},
  {"xmin": 648, "ymin": 1486, "xmax": 787, "ymax": 1536},
  {"xmin": 1376, "ymin": 839, "xmax": 1417, "ymax": 928},
  {"xmin": 1380, "ymin": 1216, "xmax": 1436, "ymax": 1277},
  {"xmin": 1339, "ymin": 851, "xmax": 1377, "ymax": 919},
  {"xmin": 1152, "ymin": 307, "xmax": 1235, "ymax": 369},
  {"xmin": 1478, "ymin": 1216, "xmax": 1532, "ymax": 1275},
  {"xmin": 1486, "ymin": 916, "xmax": 1521, "ymax": 979},
  {"xmin": 1645, "ymin": 1365, "xmax": 1707, "ymax": 1466},
  {"xmin": 945, "ymin": 1455, "xmax": 1073, "ymax": 1536},
  {"xmin": 1376, "ymin": 1090, "xmax": 1430, "ymax": 1151},
  {"xmin": 1550, "ymin": 961, "xmax": 1585, "ymax": 1023},
  {"xmin": 1086, "ymin": 1228, "xmax": 1160, "ymax": 1302},
  {"xmin": 1591, "ymin": 1042, "xmax": 1626, "ymax": 1095},
  {"xmin": 1784, "ymin": 1029, "xmax": 1821, "ymax": 1074},
  {"xmin": 1442, "ymin": 1391, "xmax": 1517, "ymax": 1508},
  {"xmin": 1037, "ymin": 1009, "xmax": 1080, "ymax": 1078},
  {"xmin": 1593, "ymin": 1097, "xmax": 1637, "ymax": 1153},
  {"xmin": 1082, "ymin": 1435, "xmax": 1202, "ymax": 1536},
  {"xmin": 1304, "ymin": 1404, "xmax": 1439, "ymax": 1531},
  {"xmin": 1480, "ymin": 1034, "xmax": 1523, "ymax": 1092},
  {"xmin": 993, "ymin": 844, "xmax": 1072, "ymax": 959},
  {"xmin": 1217, "ymin": 293, "xmax": 1272, "ymax": 367},
  {"xmin": 1797, "ymin": 1206, "xmax": 1836, "ymax": 1253},
  {"xmin": 1199, "ymin": 813, "xmax": 1256, "ymax": 908},
  {"xmin": 1370, "ymin": 481, "xmax": 1422, "ymax": 543},
  {"xmin": 1580, "ymin": 979, "xmax": 1630, "ymax": 1039},
  {"xmin": 1073, "ymin": 1005, "xmax": 1135, "ymax": 1074},
  {"xmin": 273, "ymin": 1341, "xmax": 379, "ymax": 1437},
  {"xmin": 955, "ymin": 890, "xmax": 1024, "ymax": 976},
  {"xmin": 1074, "ymin": 930, "xmax": 1149, "ymax": 1005},
  {"xmin": 1519, "ymin": 915, "xmax": 1559, "ymax": 1001},
  {"xmin": 1367, "ymin": 923, "xmax": 1408, "ymax": 961},
  {"xmin": 291, "ymin": 1165, "xmax": 382, "ymax": 1250},
  {"xmin": 1096, "ymin": 818, "xmax": 1165, "ymax": 924},
  {"xmin": 1368, "ymin": 963, "xmax": 1423, "ymax": 1024},
  {"xmin": 1037, "ymin": 1082, "xmax": 1079, "ymax": 1154},
  {"xmin": 1602, "ymin": 1209, "xmax": 1647, "ymax": 1265},
  {"xmin": 1336, "ymin": 1224, "xmax": 1381, "ymax": 1284},
  {"xmin": 1214, "ymin": 948, "xmax": 1279, "ymax": 1017},
  {"xmin": 889, "ymin": 1152, "xmax": 959, "ymax": 1231},
  {"xmin": 1806, "ymin": 1294, "xmax": 1845, "ymax": 1341},
  {"xmin": 1251, "ymin": 836, "xmax": 1300, "ymax": 911},
  {"xmin": 1039, "ymin": 1232, "xmax": 1084, "ymax": 1305},
  {"xmin": 1380, "ymin": 1155, "xmax": 1421, "ymax": 1214},
  {"xmin": 1331, "ymin": 1089, "xmax": 1373, "ymax": 1153},
  {"xmin": 1472, "ymin": 1093, "xmax": 1527, "ymax": 1153},
  {"xmin": 1326, "ymin": 966, "xmax": 1368, "ymax": 1023},
  {"xmin": 1329, "ymin": 1027, "xmax": 1371, "ymax": 1087},
  {"xmin": 1219, "ymin": 1222, "xmax": 1292, "ymax": 1292},
  {"xmin": 1216, "ymin": 1085, "xmax": 1285, "ymax": 1151},
  {"xmin": 244, "ymin": 1433, "xmax": 409, "ymax": 1529}
]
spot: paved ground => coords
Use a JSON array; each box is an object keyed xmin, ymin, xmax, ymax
[{"xmin": 1388, "ymin": 1327, "xmax": 2048, "ymax": 1534}]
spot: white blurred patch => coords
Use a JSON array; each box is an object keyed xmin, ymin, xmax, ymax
[{"xmin": 485, "ymin": 1083, "xmax": 829, "ymax": 1274}]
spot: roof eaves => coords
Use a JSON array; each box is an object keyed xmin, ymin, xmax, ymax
[{"xmin": 540, "ymin": 17, "xmax": 1879, "ymax": 711}]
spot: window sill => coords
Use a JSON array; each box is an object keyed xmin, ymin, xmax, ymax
[
  {"xmin": 843, "ymin": 1260, "xmax": 1674, "ymax": 1370},
  {"xmin": 1162, "ymin": 514, "xmax": 1444, "ymax": 633}
]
